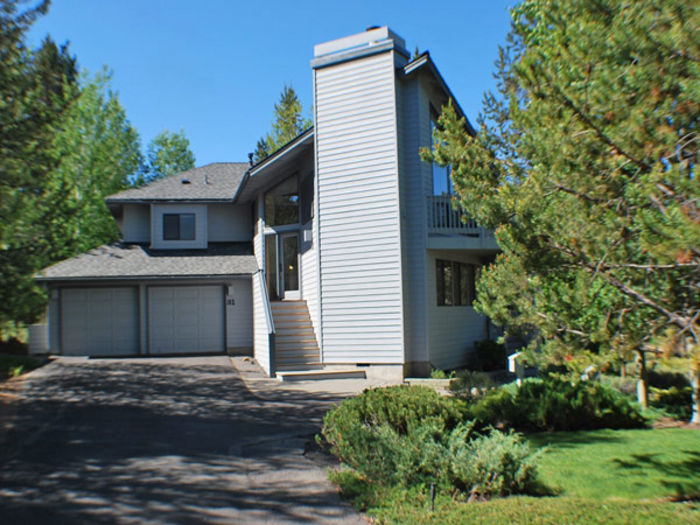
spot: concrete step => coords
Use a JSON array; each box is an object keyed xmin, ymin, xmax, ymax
[
  {"xmin": 275, "ymin": 363, "xmax": 324, "ymax": 372},
  {"xmin": 275, "ymin": 369, "xmax": 367, "ymax": 382}
]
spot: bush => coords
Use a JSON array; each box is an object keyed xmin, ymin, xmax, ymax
[
  {"xmin": 320, "ymin": 386, "xmax": 467, "ymax": 479},
  {"xmin": 473, "ymin": 339, "xmax": 507, "ymax": 371},
  {"xmin": 650, "ymin": 386, "xmax": 693, "ymax": 421},
  {"xmin": 320, "ymin": 386, "xmax": 543, "ymax": 499},
  {"xmin": 449, "ymin": 369, "xmax": 495, "ymax": 399},
  {"xmin": 467, "ymin": 376, "xmax": 647, "ymax": 431},
  {"xmin": 449, "ymin": 427, "xmax": 541, "ymax": 498}
]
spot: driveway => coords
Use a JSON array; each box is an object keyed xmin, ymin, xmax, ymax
[{"xmin": 0, "ymin": 356, "xmax": 366, "ymax": 524}]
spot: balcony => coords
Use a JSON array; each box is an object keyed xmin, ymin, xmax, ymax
[{"xmin": 426, "ymin": 195, "xmax": 498, "ymax": 251}]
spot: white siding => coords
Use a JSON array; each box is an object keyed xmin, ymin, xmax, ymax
[
  {"xmin": 122, "ymin": 204, "xmax": 150, "ymax": 243},
  {"xmin": 252, "ymin": 195, "xmax": 271, "ymax": 374},
  {"xmin": 300, "ymin": 232, "xmax": 320, "ymax": 346},
  {"xmin": 397, "ymin": 76, "xmax": 433, "ymax": 369},
  {"xmin": 315, "ymin": 50, "xmax": 405, "ymax": 364},
  {"xmin": 208, "ymin": 204, "xmax": 252, "ymax": 242},
  {"xmin": 426, "ymin": 250, "xmax": 488, "ymax": 369},
  {"xmin": 226, "ymin": 277, "xmax": 253, "ymax": 350}
]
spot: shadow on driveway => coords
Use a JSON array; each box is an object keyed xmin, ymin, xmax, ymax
[{"xmin": 0, "ymin": 358, "xmax": 363, "ymax": 524}]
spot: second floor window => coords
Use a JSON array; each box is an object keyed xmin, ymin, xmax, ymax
[
  {"xmin": 431, "ymin": 108, "xmax": 453, "ymax": 196},
  {"xmin": 163, "ymin": 213, "xmax": 195, "ymax": 241},
  {"xmin": 265, "ymin": 175, "xmax": 299, "ymax": 226}
]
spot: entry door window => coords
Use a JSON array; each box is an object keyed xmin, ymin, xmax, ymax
[{"xmin": 282, "ymin": 235, "xmax": 299, "ymax": 292}]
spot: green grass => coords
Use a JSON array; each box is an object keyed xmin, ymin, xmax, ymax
[
  {"xmin": 529, "ymin": 428, "xmax": 700, "ymax": 500},
  {"xmin": 330, "ymin": 428, "xmax": 700, "ymax": 524},
  {"xmin": 0, "ymin": 354, "xmax": 42, "ymax": 380}
]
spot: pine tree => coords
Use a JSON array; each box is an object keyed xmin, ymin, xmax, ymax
[
  {"xmin": 425, "ymin": 0, "xmax": 699, "ymax": 420},
  {"xmin": 0, "ymin": 0, "xmax": 79, "ymax": 330},
  {"xmin": 253, "ymin": 84, "xmax": 311, "ymax": 162}
]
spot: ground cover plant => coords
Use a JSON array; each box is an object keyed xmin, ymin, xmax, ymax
[{"xmin": 329, "ymin": 428, "xmax": 699, "ymax": 524}]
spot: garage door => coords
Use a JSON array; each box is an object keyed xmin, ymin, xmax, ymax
[
  {"xmin": 148, "ymin": 286, "xmax": 224, "ymax": 354},
  {"xmin": 61, "ymin": 288, "xmax": 139, "ymax": 356}
]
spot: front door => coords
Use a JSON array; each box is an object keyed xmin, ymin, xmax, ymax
[{"xmin": 265, "ymin": 232, "xmax": 300, "ymax": 300}]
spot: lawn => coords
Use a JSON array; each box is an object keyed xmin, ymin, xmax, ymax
[
  {"xmin": 331, "ymin": 428, "xmax": 700, "ymax": 524},
  {"xmin": 529, "ymin": 428, "xmax": 700, "ymax": 501}
]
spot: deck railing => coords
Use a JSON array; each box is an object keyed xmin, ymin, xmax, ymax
[{"xmin": 427, "ymin": 195, "xmax": 486, "ymax": 236}]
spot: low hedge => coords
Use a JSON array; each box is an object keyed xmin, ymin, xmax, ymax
[{"xmin": 466, "ymin": 376, "xmax": 647, "ymax": 432}]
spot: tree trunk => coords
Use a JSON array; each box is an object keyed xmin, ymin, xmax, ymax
[{"xmin": 636, "ymin": 349, "xmax": 648, "ymax": 409}]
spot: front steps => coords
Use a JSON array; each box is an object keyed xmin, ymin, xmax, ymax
[{"xmin": 270, "ymin": 300, "xmax": 365, "ymax": 381}]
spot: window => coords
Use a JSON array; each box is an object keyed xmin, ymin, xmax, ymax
[
  {"xmin": 431, "ymin": 108, "xmax": 453, "ymax": 196},
  {"xmin": 436, "ymin": 259, "xmax": 477, "ymax": 306},
  {"xmin": 163, "ymin": 213, "xmax": 195, "ymax": 241},
  {"xmin": 265, "ymin": 175, "xmax": 299, "ymax": 226},
  {"xmin": 300, "ymin": 172, "xmax": 314, "ymax": 224}
]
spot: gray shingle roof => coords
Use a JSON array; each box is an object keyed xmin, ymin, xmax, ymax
[
  {"xmin": 106, "ymin": 163, "xmax": 249, "ymax": 203},
  {"xmin": 37, "ymin": 243, "xmax": 258, "ymax": 281}
]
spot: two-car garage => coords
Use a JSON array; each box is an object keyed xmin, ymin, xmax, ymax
[{"xmin": 59, "ymin": 285, "xmax": 227, "ymax": 356}]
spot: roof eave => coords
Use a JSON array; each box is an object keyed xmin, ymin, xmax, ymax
[
  {"xmin": 234, "ymin": 128, "xmax": 315, "ymax": 203},
  {"xmin": 403, "ymin": 52, "xmax": 476, "ymax": 136},
  {"xmin": 36, "ymin": 272, "xmax": 255, "ymax": 283}
]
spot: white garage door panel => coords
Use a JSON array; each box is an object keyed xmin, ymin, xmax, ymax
[
  {"xmin": 149, "ymin": 286, "xmax": 224, "ymax": 354},
  {"xmin": 61, "ymin": 288, "xmax": 139, "ymax": 356}
]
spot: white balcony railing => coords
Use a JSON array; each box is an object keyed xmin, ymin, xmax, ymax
[{"xmin": 426, "ymin": 195, "xmax": 485, "ymax": 236}]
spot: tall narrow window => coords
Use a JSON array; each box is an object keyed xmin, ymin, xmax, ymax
[{"xmin": 431, "ymin": 108, "xmax": 452, "ymax": 196}]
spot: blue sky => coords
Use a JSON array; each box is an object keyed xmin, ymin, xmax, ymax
[{"xmin": 28, "ymin": 1, "xmax": 515, "ymax": 166}]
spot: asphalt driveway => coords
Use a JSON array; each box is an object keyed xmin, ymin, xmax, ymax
[{"xmin": 0, "ymin": 356, "xmax": 365, "ymax": 524}]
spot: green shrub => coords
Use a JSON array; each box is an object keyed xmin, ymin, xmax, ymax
[
  {"xmin": 467, "ymin": 376, "xmax": 647, "ymax": 431},
  {"xmin": 320, "ymin": 386, "xmax": 543, "ymax": 499},
  {"xmin": 650, "ymin": 386, "xmax": 693, "ymax": 421},
  {"xmin": 430, "ymin": 368, "xmax": 448, "ymax": 379},
  {"xmin": 320, "ymin": 386, "xmax": 467, "ymax": 478},
  {"xmin": 449, "ymin": 427, "xmax": 541, "ymax": 498},
  {"xmin": 473, "ymin": 340, "xmax": 507, "ymax": 371},
  {"xmin": 0, "ymin": 355, "xmax": 40, "ymax": 380},
  {"xmin": 449, "ymin": 369, "xmax": 495, "ymax": 399}
]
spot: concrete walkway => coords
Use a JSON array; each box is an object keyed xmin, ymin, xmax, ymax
[{"xmin": 0, "ymin": 356, "xmax": 373, "ymax": 524}]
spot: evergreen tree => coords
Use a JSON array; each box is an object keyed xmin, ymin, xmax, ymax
[
  {"xmin": 253, "ymin": 84, "xmax": 311, "ymax": 162},
  {"xmin": 425, "ymin": 0, "xmax": 699, "ymax": 420},
  {"xmin": 0, "ymin": 0, "xmax": 78, "ymax": 329},
  {"xmin": 140, "ymin": 129, "xmax": 195, "ymax": 184}
]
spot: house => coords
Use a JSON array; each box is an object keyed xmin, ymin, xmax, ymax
[{"xmin": 36, "ymin": 27, "xmax": 499, "ymax": 380}]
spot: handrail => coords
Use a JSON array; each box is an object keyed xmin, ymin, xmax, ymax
[
  {"xmin": 257, "ymin": 269, "xmax": 275, "ymax": 335},
  {"xmin": 256, "ymin": 269, "xmax": 276, "ymax": 377}
]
